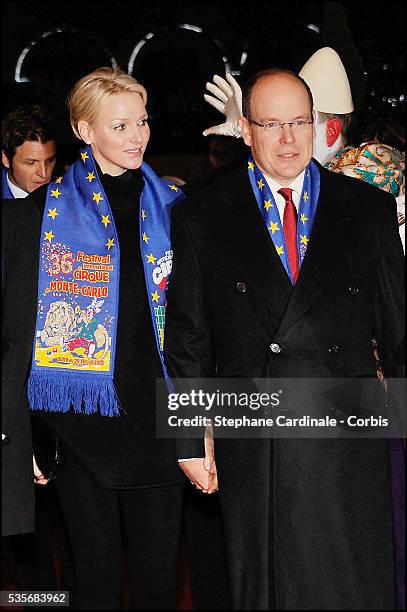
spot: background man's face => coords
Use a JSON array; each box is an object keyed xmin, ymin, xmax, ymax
[
  {"xmin": 240, "ymin": 74, "xmax": 314, "ymax": 186},
  {"xmin": 2, "ymin": 139, "xmax": 57, "ymax": 193}
]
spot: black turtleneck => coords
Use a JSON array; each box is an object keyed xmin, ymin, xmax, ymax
[
  {"xmin": 98, "ymin": 165, "xmax": 160, "ymax": 402},
  {"xmin": 35, "ymin": 166, "xmax": 181, "ymax": 489}
]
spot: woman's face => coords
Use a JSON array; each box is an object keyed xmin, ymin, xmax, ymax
[{"xmin": 81, "ymin": 91, "xmax": 150, "ymax": 176}]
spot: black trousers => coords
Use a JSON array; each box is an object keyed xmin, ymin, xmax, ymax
[
  {"xmin": 183, "ymin": 484, "xmax": 231, "ymax": 609},
  {"xmin": 56, "ymin": 449, "xmax": 183, "ymax": 610}
]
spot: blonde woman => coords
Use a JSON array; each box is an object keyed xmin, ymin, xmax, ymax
[{"xmin": 3, "ymin": 68, "xmax": 184, "ymax": 609}]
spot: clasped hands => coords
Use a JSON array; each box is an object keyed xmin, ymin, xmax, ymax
[
  {"xmin": 178, "ymin": 435, "xmax": 218, "ymax": 494},
  {"xmin": 33, "ymin": 454, "xmax": 49, "ymax": 486}
]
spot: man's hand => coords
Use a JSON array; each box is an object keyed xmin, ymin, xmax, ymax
[
  {"xmin": 203, "ymin": 73, "xmax": 243, "ymax": 138},
  {"xmin": 33, "ymin": 454, "xmax": 49, "ymax": 486}
]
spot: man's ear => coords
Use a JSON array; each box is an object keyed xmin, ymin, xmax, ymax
[
  {"xmin": 77, "ymin": 121, "xmax": 92, "ymax": 145},
  {"xmin": 239, "ymin": 117, "xmax": 252, "ymax": 147},
  {"xmin": 326, "ymin": 118, "xmax": 343, "ymax": 147},
  {"xmin": 2, "ymin": 150, "xmax": 11, "ymax": 169}
]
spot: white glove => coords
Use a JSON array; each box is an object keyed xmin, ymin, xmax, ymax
[{"xmin": 203, "ymin": 73, "xmax": 243, "ymax": 138}]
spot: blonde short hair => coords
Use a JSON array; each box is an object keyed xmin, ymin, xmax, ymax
[{"xmin": 68, "ymin": 67, "xmax": 147, "ymax": 140}]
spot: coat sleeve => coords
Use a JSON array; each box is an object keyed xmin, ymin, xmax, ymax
[
  {"xmin": 164, "ymin": 204, "xmax": 215, "ymax": 458},
  {"xmin": 373, "ymin": 197, "xmax": 405, "ymax": 378}
]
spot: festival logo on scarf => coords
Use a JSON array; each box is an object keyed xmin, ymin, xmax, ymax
[
  {"xmin": 35, "ymin": 238, "xmax": 114, "ymax": 371},
  {"xmin": 149, "ymin": 249, "xmax": 173, "ymax": 350}
]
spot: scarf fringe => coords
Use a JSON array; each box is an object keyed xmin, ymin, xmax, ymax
[{"xmin": 28, "ymin": 372, "xmax": 121, "ymax": 417}]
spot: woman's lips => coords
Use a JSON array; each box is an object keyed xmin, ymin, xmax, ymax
[{"xmin": 125, "ymin": 148, "xmax": 142, "ymax": 155}]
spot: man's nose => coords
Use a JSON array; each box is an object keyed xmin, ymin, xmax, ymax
[
  {"xmin": 36, "ymin": 162, "xmax": 47, "ymax": 177},
  {"xmin": 279, "ymin": 124, "xmax": 294, "ymax": 144}
]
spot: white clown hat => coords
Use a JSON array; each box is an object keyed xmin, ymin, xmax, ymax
[{"xmin": 299, "ymin": 47, "xmax": 354, "ymax": 114}]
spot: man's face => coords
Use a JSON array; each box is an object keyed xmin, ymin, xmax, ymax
[
  {"xmin": 81, "ymin": 92, "xmax": 150, "ymax": 176},
  {"xmin": 2, "ymin": 139, "xmax": 57, "ymax": 193},
  {"xmin": 240, "ymin": 74, "xmax": 315, "ymax": 186}
]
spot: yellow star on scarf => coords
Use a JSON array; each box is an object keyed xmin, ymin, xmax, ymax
[
  {"xmin": 101, "ymin": 215, "xmax": 110, "ymax": 228},
  {"xmin": 86, "ymin": 171, "xmax": 96, "ymax": 182},
  {"xmin": 300, "ymin": 234, "xmax": 309, "ymax": 245},
  {"xmin": 268, "ymin": 221, "xmax": 280, "ymax": 234},
  {"xmin": 50, "ymin": 188, "xmax": 61, "ymax": 198},
  {"xmin": 151, "ymin": 291, "xmax": 160, "ymax": 303},
  {"xmin": 106, "ymin": 238, "xmax": 115, "ymax": 250},
  {"xmin": 300, "ymin": 213, "xmax": 308, "ymax": 224},
  {"xmin": 142, "ymin": 232, "xmax": 149, "ymax": 244},
  {"xmin": 44, "ymin": 230, "xmax": 55, "ymax": 243},
  {"xmin": 275, "ymin": 245, "xmax": 284, "ymax": 255},
  {"xmin": 141, "ymin": 209, "xmax": 146, "ymax": 221},
  {"xmin": 264, "ymin": 199, "xmax": 273, "ymax": 210},
  {"xmin": 92, "ymin": 192, "xmax": 104, "ymax": 204},
  {"xmin": 248, "ymin": 161, "xmax": 255, "ymax": 171},
  {"xmin": 146, "ymin": 253, "xmax": 156, "ymax": 264},
  {"xmin": 169, "ymin": 184, "xmax": 179, "ymax": 192},
  {"xmin": 55, "ymin": 176, "xmax": 63, "ymax": 184},
  {"xmin": 47, "ymin": 208, "xmax": 58, "ymax": 220},
  {"xmin": 81, "ymin": 152, "xmax": 89, "ymax": 163},
  {"xmin": 303, "ymin": 191, "xmax": 309, "ymax": 202},
  {"xmin": 257, "ymin": 179, "xmax": 265, "ymax": 190}
]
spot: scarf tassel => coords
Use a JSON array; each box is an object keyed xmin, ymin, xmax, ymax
[{"xmin": 28, "ymin": 372, "xmax": 121, "ymax": 417}]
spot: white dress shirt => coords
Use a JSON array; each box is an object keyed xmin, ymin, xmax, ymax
[
  {"xmin": 263, "ymin": 170, "xmax": 305, "ymax": 226},
  {"xmin": 7, "ymin": 173, "xmax": 29, "ymax": 199}
]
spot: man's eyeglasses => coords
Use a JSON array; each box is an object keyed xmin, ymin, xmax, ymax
[{"xmin": 247, "ymin": 117, "xmax": 314, "ymax": 132}]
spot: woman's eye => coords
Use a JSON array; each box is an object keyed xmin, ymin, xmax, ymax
[
  {"xmin": 138, "ymin": 119, "xmax": 148, "ymax": 126},
  {"xmin": 113, "ymin": 124, "xmax": 126, "ymax": 130}
]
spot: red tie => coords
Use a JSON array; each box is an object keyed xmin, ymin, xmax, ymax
[{"xmin": 278, "ymin": 188, "xmax": 299, "ymax": 283}]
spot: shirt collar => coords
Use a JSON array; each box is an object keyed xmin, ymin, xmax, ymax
[
  {"xmin": 263, "ymin": 170, "xmax": 305, "ymax": 198},
  {"xmin": 7, "ymin": 173, "xmax": 29, "ymax": 198}
]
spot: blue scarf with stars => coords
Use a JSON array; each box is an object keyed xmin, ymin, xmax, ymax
[
  {"xmin": 247, "ymin": 156, "xmax": 320, "ymax": 283},
  {"xmin": 28, "ymin": 146, "xmax": 183, "ymax": 416}
]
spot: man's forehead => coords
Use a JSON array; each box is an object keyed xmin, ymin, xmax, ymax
[
  {"xmin": 15, "ymin": 139, "xmax": 57, "ymax": 159},
  {"xmin": 251, "ymin": 75, "xmax": 311, "ymax": 116}
]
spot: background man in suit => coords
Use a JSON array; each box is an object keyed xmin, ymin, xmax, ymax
[
  {"xmin": 2, "ymin": 105, "xmax": 57, "ymax": 199},
  {"xmin": 164, "ymin": 69, "xmax": 404, "ymax": 609}
]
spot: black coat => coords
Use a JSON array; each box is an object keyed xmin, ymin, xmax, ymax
[
  {"xmin": 2, "ymin": 200, "xmax": 36, "ymax": 536},
  {"xmin": 164, "ymin": 161, "xmax": 405, "ymax": 610}
]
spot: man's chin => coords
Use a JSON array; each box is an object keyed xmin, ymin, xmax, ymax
[{"xmin": 30, "ymin": 182, "xmax": 48, "ymax": 192}]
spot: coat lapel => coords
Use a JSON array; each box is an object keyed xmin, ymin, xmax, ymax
[
  {"xmin": 275, "ymin": 165, "xmax": 357, "ymax": 336},
  {"xmin": 203, "ymin": 168, "xmax": 293, "ymax": 322}
]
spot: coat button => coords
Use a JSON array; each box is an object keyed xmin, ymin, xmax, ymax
[
  {"xmin": 348, "ymin": 285, "xmax": 359, "ymax": 295},
  {"xmin": 269, "ymin": 343, "xmax": 282, "ymax": 353},
  {"xmin": 236, "ymin": 282, "xmax": 247, "ymax": 293},
  {"xmin": 328, "ymin": 345, "xmax": 340, "ymax": 354}
]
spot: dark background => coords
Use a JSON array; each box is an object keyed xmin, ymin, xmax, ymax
[{"xmin": 2, "ymin": 1, "xmax": 405, "ymax": 178}]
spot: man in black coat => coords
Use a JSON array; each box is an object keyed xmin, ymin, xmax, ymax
[
  {"xmin": 2, "ymin": 200, "xmax": 39, "ymax": 538},
  {"xmin": 164, "ymin": 69, "xmax": 405, "ymax": 609}
]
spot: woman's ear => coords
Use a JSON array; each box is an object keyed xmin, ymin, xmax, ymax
[{"xmin": 77, "ymin": 121, "xmax": 92, "ymax": 145}]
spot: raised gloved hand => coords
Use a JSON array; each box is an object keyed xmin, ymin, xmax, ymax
[{"xmin": 203, "ymin": 73, "xmax": 243, "ymax": 138}]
